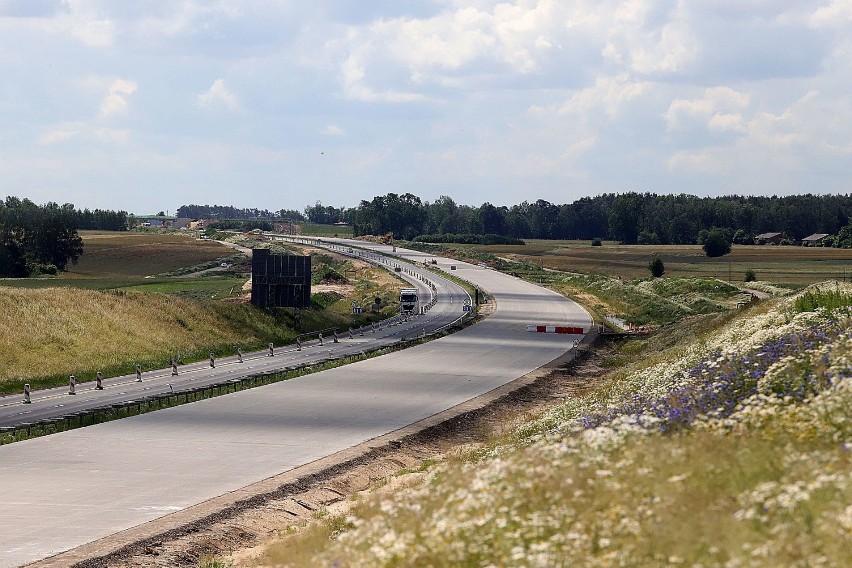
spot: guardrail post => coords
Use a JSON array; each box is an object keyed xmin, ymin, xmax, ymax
[
  {"xmin": 359, "ymin": 326, "xmax": 364, "ymax": 336},
  {"xmin": 268, "ymin": 342, "xmax": 275, "ymax": 357},
  {"xmin": 96, "ymin": 371, "xmax": 104, "ymax": 390},
  {"xmin": 296, "ymin": 337, "xmax": 302, "ymax": 351},
  {"xmin": 136, "ymin": 363, "xmax": 142, "ymax": 382},
  {"xmin": 23, "ymin": 383, "xmax": 31, "ymax": 404},
  {"xmin": 349, "ymin": 327, "xmax": 354, "ymax": 339},
  {"xmin": 318, "ymin": 333, "xmax": 323, "ymax": 346},
  {"xmin": 68, "ymin": 375, "xmax": 76, "ymax": 395},
  {"xmin": 171, "ymin": 359, "xmax": 179, "ymax": 376},
  {"xmin": 371, "ymin": 323, "xmax": 375, "ymax": 333},
  {"xmin": 209, "ymin": 352, "xmax": 216, "ymax": 368},
  {"xmin": 333, "ymin": 330, "xmax": 339, "ymax": 343},
  {"xmin": 237, "ymin": 347, "xmax": 243, "ymax": 363}
]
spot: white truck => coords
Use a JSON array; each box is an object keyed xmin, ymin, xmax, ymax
[{"xmin": 399, "ymin": 288, "xmax": 418, "ymax": 314}]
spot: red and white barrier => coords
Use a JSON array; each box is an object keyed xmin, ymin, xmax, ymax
[{"xmin": 527, "ymin": 325, "xmax": 585, "ymax": 334}]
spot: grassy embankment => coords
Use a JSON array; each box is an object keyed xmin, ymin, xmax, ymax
[
  {"xmin": 0, "ymin": 231, "xmax": 404, "ymax": 395},
  {"xmin": 254, "ymin": 283, "xmax": 852, "ymax": 568},
  {"xmin": 403, "ymin": 239, "xmax": 783, "ymax": 327}
]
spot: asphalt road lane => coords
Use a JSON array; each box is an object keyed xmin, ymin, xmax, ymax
[{"xmin": 0, "ymin": 244, "xmax": 590, "ymax": 568}]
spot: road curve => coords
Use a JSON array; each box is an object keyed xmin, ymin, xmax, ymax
[
  {"xmin": 0, "ymin": 245, "xmax": 590, "ymax": 568},
  {"xmin": 0, "ymin": 253, "xmax": 467, "ymax": 429}
]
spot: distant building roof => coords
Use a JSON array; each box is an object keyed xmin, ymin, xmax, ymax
[
  {"xmin": 802, "ymin": 233, "xmax": 829, "ymax": 242},
  {"xmin": 755, "ymin": 232, "xmax": 782, "ymax": 240}
]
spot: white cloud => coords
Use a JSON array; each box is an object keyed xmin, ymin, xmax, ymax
[
  {"xmin": 558, "ymin": 74, "xmax": 649, "ymax": 119},
  {"xmin": 322, "ymin": 125, "xmax": 345, "ymax": 136},
  {"xmin": 37, "ymin": 122, "xmax": 130, "ymax": 145},
  {"xmin": 197, "ymin": 79, "xmax": 241, "ymax": 111},
  {"xmin": 99, "ymin": 79, "xmax": 137, "ymax": 118},
  {"xmin": 664, "ymin": 87, "xmax": 750, "ymax": 132},
  {"xmin": 809, "ymin": 1, "xmax": 852, "ymax": 28},
  {"xmin": 68, "ymin": 16, "xmax": 114, "ymax": 48}
]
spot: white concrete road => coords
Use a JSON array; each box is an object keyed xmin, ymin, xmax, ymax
[
  {"xmin": 0, "ymin": 244, "xmax": 590, "ymax": 568},
  {"xmin": 0, "ymin": 253, "xmax": 465, "ymax": 428}
]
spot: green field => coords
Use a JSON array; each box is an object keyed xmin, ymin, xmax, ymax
[{"xmin": 299, "ymin": 223, "xmax": 354, "ymax": 237}]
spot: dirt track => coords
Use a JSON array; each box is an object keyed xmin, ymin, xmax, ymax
[{"xmin": 29, "ymin": 333, "xmax": 612, "ymax": 568}]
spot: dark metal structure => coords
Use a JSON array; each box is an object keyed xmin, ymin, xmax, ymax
[{"xmin": 250, "ymin": 248, "xmax": 311, "ymax": 308}]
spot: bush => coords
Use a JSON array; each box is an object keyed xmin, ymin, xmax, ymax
[
  {"xmin": 744, "ymin": 269, "xmax": 757, "ymax": 282},
  {"xmin": 591, "ymin": 238, "xmax": 602, "ymax": 247},
  {"xmin": 702, "ymin": 230, "xmax": 732, "ymax": 257},
  {"xmin": 648, "ymin": 257, "xmax": 665, "ymax": 278},
  {"xmin": 319, "ymin": 267, "xmax": 347, "ymax": 283},
  {"xmin": 638, "ymin": 231, "xmax": 660, "ymax": 245},
  {"xmin": 793, "ymin": 289, "xmax": 852, "ymax": 313}
]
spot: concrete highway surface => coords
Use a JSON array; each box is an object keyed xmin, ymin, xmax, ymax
[
  {"xmin": 0, "ymin": 252, "xmax": 465, "ymax": 429},
  {"xmin": 0, "ymin": 243, "xmax": 591, "ymax": 568}
]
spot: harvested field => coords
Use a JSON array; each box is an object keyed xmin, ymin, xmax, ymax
[
  {"xmin": 474, "ymin": 240, "xmax": 852, "ymax": 285},
  {"xmin": 64, "ymin": 231, "xmax": 231, "ymax": 278}
]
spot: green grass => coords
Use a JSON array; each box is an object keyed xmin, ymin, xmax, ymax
[
  {"xmin": 793, "ymin": 285, "xmax": 852, "ymax": 313},
  {"xmin": 299, "ymin": 223, "xmax": 354, "ymax": 237},
  {"xmin": 119, "ymin": 277, "xmax": 247, "ymax": 300}
]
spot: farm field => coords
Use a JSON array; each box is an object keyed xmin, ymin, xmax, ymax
[
  {"xmin": 471, "ymin": 240, "xmax": 852, "ymax": 285},
  {"xmin": 63, "ymin": 231, "xmax": 232, "ymax": 278}
]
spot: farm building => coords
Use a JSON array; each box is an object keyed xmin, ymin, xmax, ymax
[
  {"xmin": 801, "ymin": 233, "xmax": 830, "ymax": 246},
  {"xmin": 755, "ymin": 232, "xmax": 783, "ymax": 244}
]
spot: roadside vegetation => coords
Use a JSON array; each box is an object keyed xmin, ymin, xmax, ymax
[
  {"xmin": 0, "ymin": 231, "xmax": 406, "ymax": 395},
  {"xmin": 254, "ymin": 283, "xmax": 852, "ymax": 568}
]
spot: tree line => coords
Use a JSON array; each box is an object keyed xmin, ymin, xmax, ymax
[
  {"xmin": 76, "ymin": 208, "xmax": 129, "ymax": 231},
  {"xmin": 347, "ymin": 192, "xmax": 852, "ymax": 245},
  {"xmin": 177, "ymin": 204, "xmax": 306, "ymax": 221},
  {"xmin": 0, "ymin": 197, "xmax": 84, "ymax": 276}
]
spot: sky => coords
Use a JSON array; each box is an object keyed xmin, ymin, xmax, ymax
[{"xmin": 1, "ymin": 1, "xmax": 851, "ymax": 214}]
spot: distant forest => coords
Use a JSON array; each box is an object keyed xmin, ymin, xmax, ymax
[
  {"xmin": 176, "ymin": 204, "xmax": 306, "ymax": 222},
  {"xmin": 183, "ymin": 192, "xmax": 852, "ymax": 247},
  {"xmin": 346, "ymin": 192, "xmax": 852, "ymax": 246}
]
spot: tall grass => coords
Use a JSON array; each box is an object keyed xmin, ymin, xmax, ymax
[
  {"xmin": 793, "ymin": 286, "xmax": 852, "ymax": 313},
  {"xmin": 0, "ymin": 259, "xmax": 402, "ymax": 394},
  {"xmin": 0, "ymin": 287, "xmax": 282, "ymax": 393}
]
